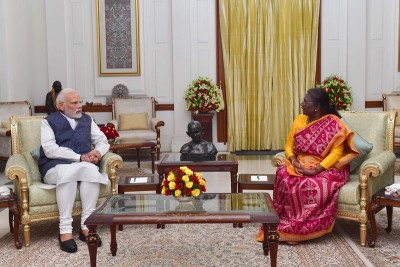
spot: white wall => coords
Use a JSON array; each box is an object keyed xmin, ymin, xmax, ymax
[
  {"xmin": 321, "ymin": 0, "xmax": 398, "ymax": 110},
  {"xmin": 0, "ymin": 0, "xmax": 48, "ymax": 103},
  {"xmin": 0, "ymin": 0, "xmax": 399, "ymax": 151}
]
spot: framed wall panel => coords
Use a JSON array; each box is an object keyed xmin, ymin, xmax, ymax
[{"xmin": 96, "ymin": 0, "xmax": 140, "ymax": 76}]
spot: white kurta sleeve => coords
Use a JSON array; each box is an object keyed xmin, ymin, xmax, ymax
[{"xmin": 91, "ymin": 119, "xmax": 110, "ymax": 157}]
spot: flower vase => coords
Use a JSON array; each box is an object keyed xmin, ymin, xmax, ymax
[
  {"xmin": 191, "ymin": 113, "xmax": 214, "ymax": 142},
  {"xmin": 175, "ymin": 196, "xmax": 194, "ymax": 203},
  {"xmin": 174, "ymin": 196, "xmax": 196, "ymax": 212},
  {"xmin": 108, "ymin": 139, "xmax": 115, "ymax": 145}
]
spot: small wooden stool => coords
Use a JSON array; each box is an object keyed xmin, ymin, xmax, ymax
[
  {"xmin": 0, "ymin": 188, "xmax": 22, "ymax": 249},
  {"xmin": 238, "ymin": 174, "xmax": 275, "ymax": 193}
]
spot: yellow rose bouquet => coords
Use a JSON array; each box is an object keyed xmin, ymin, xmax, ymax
[{"xmin": 161, "ymin": 166, "xmax": 206, "ymax": 197}]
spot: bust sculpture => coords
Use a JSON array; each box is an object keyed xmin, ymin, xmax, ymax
[{"xmin": 180, "ymin": 120, "xmax": 218, "ymax": 161}]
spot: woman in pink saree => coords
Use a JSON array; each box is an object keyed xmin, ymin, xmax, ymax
[{"xmin": 257, "ymin": 88, "xmax": 359, "ymax": 244}]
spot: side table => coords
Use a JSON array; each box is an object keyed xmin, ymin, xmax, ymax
[
  {"xmin": 238, "ymin": 174, "xmax": 275, "ymax": 193},
  {"xmin": 0, "ymin": 189, "xmax": 22, "ymax": 249},
  {"xmin": 118, "ymin": 175, "xmax": 160, "ymax": 230},
  {"xmin": 118, "ymin": 175, "xmax": 159, "ymax": 194},
  {"xmin": 237, "ymin": 174, "xmax": 275, "ymax": 228},
  {"xmin": 367, "ymin": 188, "xmax": 400, "ymax": 247}
]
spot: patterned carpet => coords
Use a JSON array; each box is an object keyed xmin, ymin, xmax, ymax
[
  {"xmin": 0, "ymin": 220, "xmax": 367, "ymax": 267},
  {"xmin": 0, "ymin": 158, "xmax": 398, "ymax": 266}
]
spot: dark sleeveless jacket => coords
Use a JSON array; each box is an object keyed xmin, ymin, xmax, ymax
[{"xmin": 38, "ymin": 112, "xmax": 92, "ymax": 179}]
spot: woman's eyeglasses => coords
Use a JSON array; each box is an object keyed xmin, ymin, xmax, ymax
[{"xmin": 301, "ymin": 99, "xmax": 315, "ymax": 105}]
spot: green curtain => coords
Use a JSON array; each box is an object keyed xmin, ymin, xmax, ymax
[{"xmin": 219, "ymin": 0, "xmax": 320, "ymax": 151}]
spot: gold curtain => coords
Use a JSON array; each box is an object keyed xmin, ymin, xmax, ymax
[{"xmin": 219, "ymin": 0, "xmax": 320, "ymax": 151}]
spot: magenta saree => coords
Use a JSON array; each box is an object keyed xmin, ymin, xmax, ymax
[{"xmin": 273, "ymin": 115, "xmax": 358, "ymax": 242}]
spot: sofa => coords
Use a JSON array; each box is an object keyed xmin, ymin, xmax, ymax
[
  {"xmin": 0, "ymin": 101, "xmax": 32, "ymax": 160},
  {"xmin": 5, "ymin": 115, "xmax": 123, "ymax": 246},
  {"xmin": 271, "ymin": 111, "xmax": 397, "ymax": 246}
]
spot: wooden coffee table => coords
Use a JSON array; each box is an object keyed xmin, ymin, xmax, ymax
[
  {"xmin": 85, "ymin": 193, "xmax": 279, "ymax": 267},
  {"xmin": 110, "ymin": 138, "xmax": 156, "ymax": 174},
  {"xmin": 156, "ymin": 153, "xmax": 239, "ymax": 193},
  {"xmin": 368, "ymin": 188, "xmax": 400, "ymax": 247}
]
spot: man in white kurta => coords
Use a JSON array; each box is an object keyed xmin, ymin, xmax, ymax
[{"xmin": 39, "ymin": 88, "xmax": 110, "ymax": 253}]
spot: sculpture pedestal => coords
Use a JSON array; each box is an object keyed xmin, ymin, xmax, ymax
[{"xmin": 191, "ymin": 113, "xmax": 214, "ymax": 142}]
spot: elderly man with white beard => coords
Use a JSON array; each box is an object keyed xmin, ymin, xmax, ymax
[{"xmin": 38, "ymin": 88, "xmax": 110, "ymax": 253}]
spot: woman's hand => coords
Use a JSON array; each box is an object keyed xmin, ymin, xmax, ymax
[
  {"xmin": 297, "ymin": 167, "xmax": 317, "ymax": 176},
  {"xmin": 290, "ymin": 156, "xmax": 301, "ymax": 168},
  {"xmin": 296, "ymin": 165, "xmax": 326, "ymax": 176}
]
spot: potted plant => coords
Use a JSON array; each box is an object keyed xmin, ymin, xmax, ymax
[
  {"xmin": 184, "ymin": 77, "xmax": 224, "ymax": 142},
  {"xmin": 184, "ymin": 76, "xmax": 224, "ymax": 114},
  {"xmin": 99, "ymin": 123, "xmax": 119, "ymax": 144},
  {"xmin": 318, "ymin": 74, "xmax": 352, "ymax": 111}
]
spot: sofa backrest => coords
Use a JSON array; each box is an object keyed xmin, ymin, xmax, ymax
[
  {"xmin": 340, "ymin": 111, "xmax": 396, "ymax": 155},
  {"xmin": 0, "ymin": 101, "xmax": 32, "ymax": 123},
  {"xmin": 0, "ymin": 101, "xmax": 32, "ymax": 158},
  {"xmin": 10, "ymin": 116, "xmax": 44, "ymax": 155},
  {"xmin": 383, "ymin": 92, "xmax": 400, "ymax": 111},
  {"xmin": 112, "ymin": 96, "xmax": 156, "ymax": 124}
]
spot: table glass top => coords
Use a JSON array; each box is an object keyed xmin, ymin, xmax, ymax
[
  {"xmin": 160, "ymin": 153, "xmax": 237, "ymax": 163},
  {"xmin": 113, "ymin": 138, "xmax": 150, "ymax": 145},
  {"xmin": 96, "ymin": 193, "xmax": 272, "ymax": 215}
]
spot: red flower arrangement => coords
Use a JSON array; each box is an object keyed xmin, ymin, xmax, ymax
[
  {"xmin": 184, "ymin": 77, "xmax": 224, "ymax": 114},
  {"xmin": 161, "ymin": 166, "xmax": 206, "ymax": 197},
  {"xmin": 99, "ymin": 124, "xmax": 119, "ymax": 140},
  {"xmin": 318, "ymin": 74, "xmax": 352, "ymax": 111}
]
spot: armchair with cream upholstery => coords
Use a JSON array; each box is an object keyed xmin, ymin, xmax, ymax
[
  {"xmin": 0, "ymin": 101, "xmax": 32, "ymax": 160},
  {"xmin": 383, "ymin": 92, "xmax": 400, "ymax": 148},
  {"xmin": 109, "ymin": 96, "xmax": 165, "ymax": 159},
  {"xmin": 5, "ymin": 116, "xmax": 123, "ymax": 246},
  {"xmin": 271, "ymin": 111, "xmax": 396, "ymax": 246}
]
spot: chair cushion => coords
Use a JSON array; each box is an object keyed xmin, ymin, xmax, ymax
[
  {"xmin": 338, "ymin": 173, "xmax": 360, "ymax": 205},
  {"xmin": 117, "ymin": 130, "xmax": 157, "ymax": 140},
  {"xmin": 341, "ymin": 118, "xmax": 373, "ymax": 172},
  {"xmin": 30, "ymin": 146, "xmax": 41, "ymax": 160},
  {"xmin": 349, "ymin": 132, "xmax": 373, "ymax": 172},
  {"xmin": 1, "ymin": 121, "xmax": 10, "ymax": 131},
  {"xmin": 119, "ymin": 112, "xmax": 149, "ymax": 130}
]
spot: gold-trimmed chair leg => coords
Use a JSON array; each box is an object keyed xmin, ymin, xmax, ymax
[{"xmin": 23, "ymin": 224, "xmax": 31, "ymax": 247}]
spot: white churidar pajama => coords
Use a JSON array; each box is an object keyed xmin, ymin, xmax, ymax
[{"xmin": 41, "ymin": 114, "xmax": 110, "ymax": 234}]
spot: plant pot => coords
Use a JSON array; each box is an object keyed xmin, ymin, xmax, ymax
[
  {"xmin": 108, "ymin": 139, "xmax": 115, "ymax": 145},
  {"xmin": 175, "ymin": 196, "xmax": 194, "ymax": 203}
]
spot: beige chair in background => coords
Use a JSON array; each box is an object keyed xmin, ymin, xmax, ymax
[
  {"xmin": 0, "ymin": 101, "xmax": 32, "ymax": 160},
  {"xmin": 271, "ymin": 111, "xmax": 397, "ymax": 246},
  {"xmin": 382, "ymin": 92, "xmax": 400, "ymax": 149},
  {"xmin": 109, "ymin": 96, "xmax": 165, "ymax": 160},
  {"xmin": 5, "ymin": 115, "xmax": 123, "ymax": 246}
]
